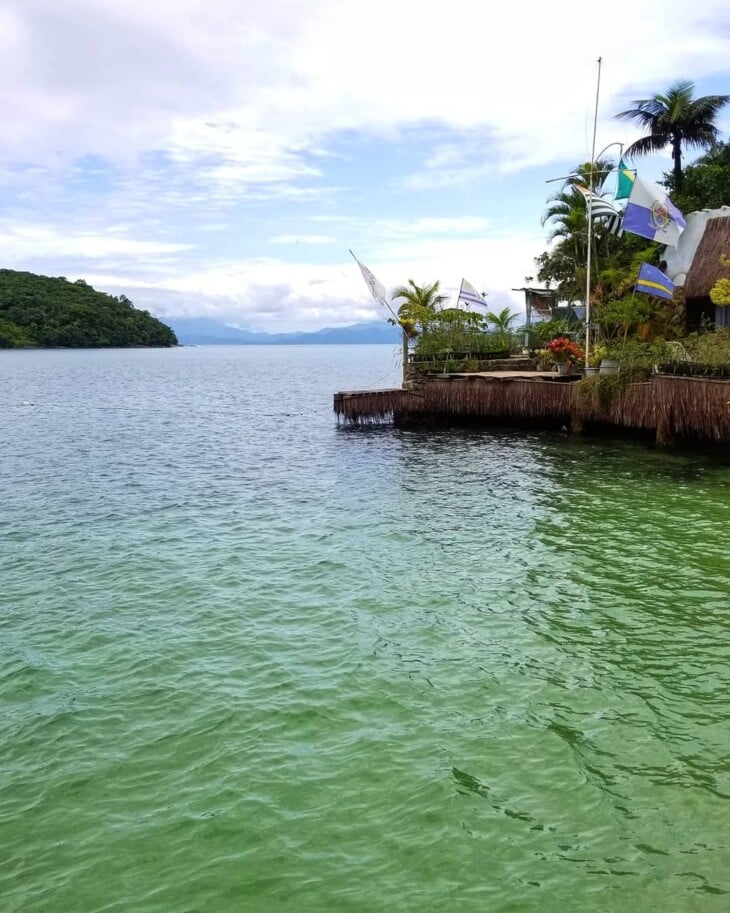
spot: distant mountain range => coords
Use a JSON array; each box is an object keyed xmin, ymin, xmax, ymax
[{"xmin": 166, "ymin": 317, "xmax": 402, "ymax": 346}]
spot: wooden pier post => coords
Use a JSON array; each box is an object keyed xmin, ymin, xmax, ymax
[{"xmin": 402, "ymin": 327, "xmax": 410, "ymax": 389}]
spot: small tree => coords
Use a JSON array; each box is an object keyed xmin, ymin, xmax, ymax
[{"xmin": 391, "ymin": 279, "xmax": 446, "ymax": 336}]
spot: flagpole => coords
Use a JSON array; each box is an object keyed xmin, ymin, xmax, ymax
[{"xmin": 585, "ymin": 56, "xmax": 602, "ymax": 368}]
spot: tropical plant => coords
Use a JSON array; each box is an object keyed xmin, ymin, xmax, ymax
[
  {"xmin": 662, "ymin": 140, "xmax": 730, "ymax": 212},
  {"xmin": 587, "ymin": 343, "xmax": 608, "ymax": 368},
  {"xmin": 684, "ymin": 329, "xmax": 730, "ymax": 370},
  {"xmin": 542, "ymin": 189, "xmax": 588, "ymax": 250},
  {"xmin": 710, "ymin": 279, "xmax": 730, "ymax": 307},
  {"xmin": 616, "ymin": 80, "xmax": 730, "ymax": 190},
  {"xmin": 482, "ymin": 306, "xmax": 517, "ymax": 351},
  {"xmin": 485, "ymin": 307, "xmax": 518, "ymax": 333},
  {"xmin": 534, "ymin": 248, "xmax": 586, "ymax": 304},
  {"xmin": 539, "ymin": 158, "xmax": 626, "ymax": 302},
  {"xmin": 525, "ymin": 317, "xmax": 577, "ymax": 351},
  {"xmin": 546, "ymin": 337, "xmax": 585, "ymax": 365},
  {"xmin": 709, "ymin": 256, "xmax": 730, "ymax": 307},
  {"xmin": 391, "ymin": 279, "xmax": 447, "ymax": 336},
  {"xmin": 541, "ymin": 158, "xmax": 615, "ymax": 252}
]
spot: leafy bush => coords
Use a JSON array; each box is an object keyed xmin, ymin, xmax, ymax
[
  {"xmin": 658, "ymin": 329, "xmax": 730, "ymax": 376},
  {"xmin": 415, "ymin": 324, "xmax": 510, "ymax": 357},
  {"xmin": 710, "ymin": 278, "xmax": 730, "ymax": 307},
  {"xmin": 525, "ymin": 318, "xmax": 577, "ymax": 350}
]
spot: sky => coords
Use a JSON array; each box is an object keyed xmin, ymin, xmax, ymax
[{"xmin": 1, "ymin": 0, "xmax": 729, "ymax": 332}]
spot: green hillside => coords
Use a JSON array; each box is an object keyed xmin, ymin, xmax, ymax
[{"xmin": 0, "ymin": 270, "xmax": 177, "ymax": 348}]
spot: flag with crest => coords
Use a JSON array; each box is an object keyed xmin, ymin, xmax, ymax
[{"xmin": 622, "ymin": 177, "xmax": 686, "ymax": 247}]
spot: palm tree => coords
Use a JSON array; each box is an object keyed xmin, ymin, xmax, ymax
[
  {"xmin": 485, "ymin": 308, "xmax": 518, "ymax": 333},
  {"xmin": 391, "ymin": 279, "xmax": 446, "ymax": 336},
  {"xmin": 484, "ymin": 307, "xmax": 518, "ymax": 351},
  {"xmin": 542, "ymin": 189, "xmax": 588, "ymax": 261},
  {"xmin": 616, "ymin": 80, "xmax": 729, "ymax": 190},
  {"xmin": 541, "ymin": 159, "xmax": 615, "ymax": 261}
]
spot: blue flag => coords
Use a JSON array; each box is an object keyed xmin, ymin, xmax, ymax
[{"xmin": 635, "ymin": 263, "xmax": 675, "ymax": 300}]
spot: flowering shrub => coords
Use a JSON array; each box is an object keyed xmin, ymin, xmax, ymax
[{"xmin": 546, "ymin": 337, "xmax": 585, "ymax": 364}]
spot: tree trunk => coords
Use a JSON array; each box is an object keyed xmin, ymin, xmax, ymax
[{"xmin": 672, "ymin": 135, "xmax": 683, "ymax": 191}]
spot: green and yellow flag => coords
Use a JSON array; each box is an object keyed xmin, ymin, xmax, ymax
[{"xmin": 615, "ymin": 158, "xmax": 635, "ymax": 201}]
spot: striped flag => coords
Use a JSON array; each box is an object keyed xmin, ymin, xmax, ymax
[
  {"xmin": 575, "ymin": 185, "xmax": 623, "ymax": 236},
  {"xmin": 457, "ymin": 278, "xmax": 487, "ymax": 308}
]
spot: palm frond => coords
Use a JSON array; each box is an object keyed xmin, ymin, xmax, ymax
[{"xmin": 625, "ymin": 134, "xmax": 671, "ymax": 157}]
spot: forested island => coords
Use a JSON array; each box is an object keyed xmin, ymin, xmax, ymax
[{"xmin": 0, "ymin": 270, "xmax": 177, "ymax": 348}]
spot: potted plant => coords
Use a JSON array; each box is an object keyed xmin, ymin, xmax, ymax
[
  {"xmin": 546, "ymin": 337, "xmax": 585, "ymax": 375},
  {"xmin": 535, "ymin": 348, "xmax": 551, "ymax": 371},
  {"xmin": 599, "ymin": 346, "xmax": 620, "ymax": 375},
  {"xmin": 585, "ymin": 343, "xmax": 607, "ymax": 376}
]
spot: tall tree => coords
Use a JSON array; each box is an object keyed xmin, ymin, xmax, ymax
[
  {"xmin": 662, "ymin": 140, "xmax": 730, "ymax": 213},
  {"xmin": 616, "ymin": 80, "xmax": 729, "ymax": 190}
]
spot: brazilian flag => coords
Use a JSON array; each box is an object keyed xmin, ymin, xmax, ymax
[{"xmin": 615, "ymin": 158, "xmax": 635, "ymax": 201}]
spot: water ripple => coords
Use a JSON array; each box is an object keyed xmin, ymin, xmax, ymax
[{"xmin": 1, "ymin": 347, "xmax": 730, "ymax": 912}]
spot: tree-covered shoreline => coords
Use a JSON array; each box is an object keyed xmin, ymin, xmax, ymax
[{"xmin": 0, "ymin": 270, "xmax": 177, "ymax": 349}]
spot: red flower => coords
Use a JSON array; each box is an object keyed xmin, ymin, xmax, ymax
[{"xmin": 546, "ymin": 337, "xmax": 585, "ymax": 363}]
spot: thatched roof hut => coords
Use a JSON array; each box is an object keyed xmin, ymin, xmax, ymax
[
  {"xmin": 684, "ymin": 217, "xmax": 730, "ymax": 326},
  {"xmin": 665, "ymin": 207, "xmax": 730, "ymax": 329}
]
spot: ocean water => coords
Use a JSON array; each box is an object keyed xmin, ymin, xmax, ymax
[{"xmin": 2, "ymin": 344, "xmax": 730, "ymax": 913}]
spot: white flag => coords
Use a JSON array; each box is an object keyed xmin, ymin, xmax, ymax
[
  {"xmin": 458, "ymin": 279, "xmax": 487, "ymax": 308},
  {"xmin": 350, "ymin": 250, "xmax": 387, "ymax": 305}
]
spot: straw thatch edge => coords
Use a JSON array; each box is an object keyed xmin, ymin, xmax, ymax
[
  {"xmin": 684, "ymin": 216, "xmax": 730, "ymax": 299},
  {"xmin": 334, "ymin": 374, "xmax": 730, "ymax": 444}
]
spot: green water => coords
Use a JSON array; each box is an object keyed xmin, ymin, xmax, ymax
[{"xmin": 2, "ymin": 346, "xmax": 730, "ymax": 912}]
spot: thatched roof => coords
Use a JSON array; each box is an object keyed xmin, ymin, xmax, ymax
[{"xmin": 684, "ymin": 216, "xmax": 730, "ymax": 299}]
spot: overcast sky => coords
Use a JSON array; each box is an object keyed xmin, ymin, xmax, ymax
[{"xmin": 1, "ymin": 0, "xmax": 729, "ymax": 331}]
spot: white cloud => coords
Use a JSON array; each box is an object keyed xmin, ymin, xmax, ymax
[
  {"xmin": 0, "ymin": 0, "xmax": 728, "ymax": 330},
  {"xmin": 371, "ymin": 217, "xmax": 491, "ymax": 238},
  {"xmin": 3, "ymin": 0, "xmax": 729, "ymax": 175},
  {"xmin": 79, "ymin": 223, "xmax": 544, "ymax": 332},
  {"xmin": 0, "ymin": 224, "xmax": 190, "ymax": 261}
]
